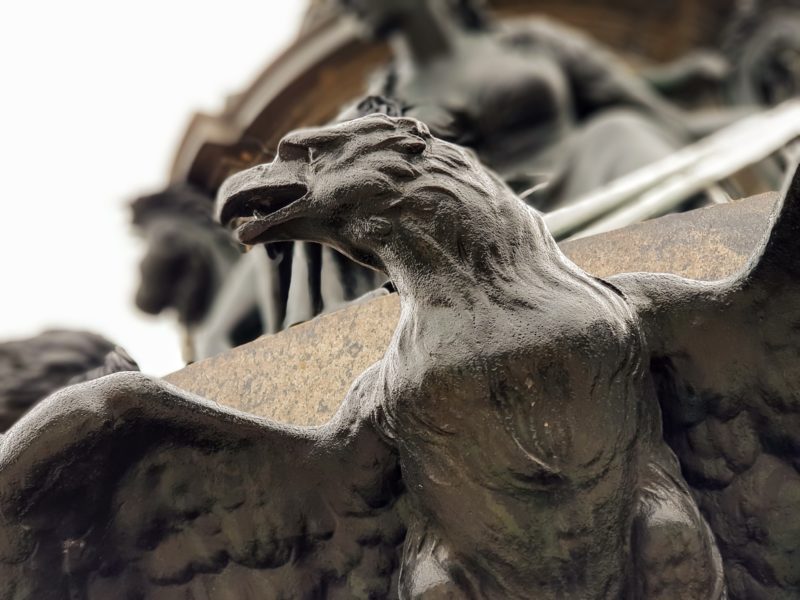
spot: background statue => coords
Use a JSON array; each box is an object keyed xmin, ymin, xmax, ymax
[
  {"xmin": 0, "ymin": 330, "xmax": 139, "ymax": 432},
  {"xmin": 133, "ymin": 183, "xmax": 387, "ymax": 358},
  {"xmin": 721, "ymin": 1, "xmax": 800, "ymax": 106},
  {"xmin": 3, "ymin": 116, "xmax": 800, "ymax": 598},
  {"xmin": 641, "ymin": 3, "xmax": 799, "ymax": 104},
  {"xmin": 131, "ymin": 184, "xmax": 241, "ymax": 335}
]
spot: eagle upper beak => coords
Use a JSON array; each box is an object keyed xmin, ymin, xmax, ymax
[{"xmin": 216, "ymin": 163, "xmax": 308, "ymax": 227}]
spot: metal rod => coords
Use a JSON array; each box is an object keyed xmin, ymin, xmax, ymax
[
  {"xmin": 567, "ymin": 101, "xmax": 800, "ymax": 239},
  {"xmin": 544, "ymin": 100, "xmax": 800, "ymax": 239}
]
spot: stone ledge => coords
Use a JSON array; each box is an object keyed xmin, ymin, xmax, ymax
[{"xmin": 164, "ymin": 194, "xmax": 777, "ymax": 424}]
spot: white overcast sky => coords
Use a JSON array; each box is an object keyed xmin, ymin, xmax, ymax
[{"xmin": 0, "ymin": 2, "xmax": 306, "ymax": 374}]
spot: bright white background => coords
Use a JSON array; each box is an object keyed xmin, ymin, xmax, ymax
[{"xmin": 0, "ymin": 2, "xmax": 306, "ymax": 374}]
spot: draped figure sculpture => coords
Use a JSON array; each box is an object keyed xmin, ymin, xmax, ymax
[{"xmin": 338, "ymin": 0, "xmax": 702, "ymax": 210}]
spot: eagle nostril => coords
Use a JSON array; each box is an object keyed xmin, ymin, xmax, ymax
[{"xmin": 276, "ymin": 140, "xmax": 312, "ymax": 163}]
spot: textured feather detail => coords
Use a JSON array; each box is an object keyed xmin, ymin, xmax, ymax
[
  {"xmin": 0, "ymin": 371, "xmax": 404, "ymax": 600},
  {"xmin": 611, "ymin": 163, "xmax": 800, "ymax": 600}
]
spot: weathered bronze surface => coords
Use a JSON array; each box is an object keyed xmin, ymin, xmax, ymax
[
  {"xmin": 165, "ymin": 192, "xmax": 778, "ymax": 424},
  {"xmin": 4, "ymin": 116, "xmax": 799, "ymax": 598}
]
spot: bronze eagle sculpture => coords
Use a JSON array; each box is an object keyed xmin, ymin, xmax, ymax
[{"xmin": 1, "ymin": 114, "xmax": 799, "ymax": 599}]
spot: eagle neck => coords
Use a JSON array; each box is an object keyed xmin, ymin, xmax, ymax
[{"xmin": 379, "ymin": 200, "xmax": 588, "ymax": 312}]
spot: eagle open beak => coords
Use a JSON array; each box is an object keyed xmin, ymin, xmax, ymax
[{"xmin": 216, "ymin": 164, "xmax": 308, "ymax": 245}]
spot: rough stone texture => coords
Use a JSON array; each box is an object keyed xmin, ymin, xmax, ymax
[
  {"xmin": 165, "ymin": 192, "xmax": 778, "ymax": 425},
  {"xmin": 165, "ymin": 293, "xmax": 400, "ymax": 424},
  {"xmin": 560, "ymin": 192, "xmax": 777, "ymax": 279}
]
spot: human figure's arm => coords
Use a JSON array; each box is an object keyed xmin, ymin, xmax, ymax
[{"xmin": 500, "ymin": 18, "xmax": 691, "ymax": 136}]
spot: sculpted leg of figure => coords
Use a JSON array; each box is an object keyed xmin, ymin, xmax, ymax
[{"xmin": 552, "ymin": 109, "xmax": 684, "ymax": 210}]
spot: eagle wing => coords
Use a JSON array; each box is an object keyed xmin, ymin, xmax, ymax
[
  {"xmin": 611, "ymin": 165, "xmax": 800, "ymax": 600},
  {"xmin": 0, "ymin": 369, "xmax": 404, "ymax": 600}
]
